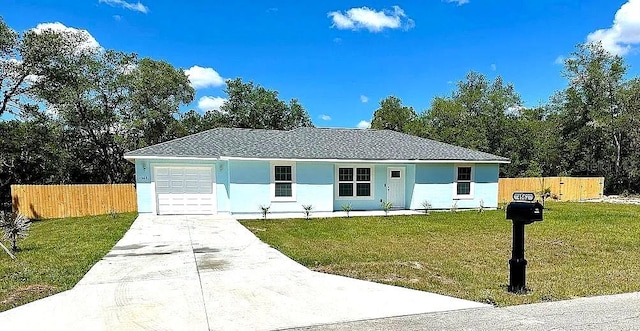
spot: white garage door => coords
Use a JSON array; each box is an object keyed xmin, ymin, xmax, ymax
[{"xmin": 154, "ymin": 166, "xmax": 216, "ymax": 215}]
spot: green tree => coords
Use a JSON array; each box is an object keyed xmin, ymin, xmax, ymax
[
  {"xmin": 0, "ymin": 116, "xmax": 69, "ymax": 203},
  {"xmin": 519, "ymin": 106, "xmax": 563, "ymax": 177},
  {"xmin": 123, "ymin": 58, "xmax": 195, "ymax": 150},
  {"xmin": 619, "ymin": 78, "xmax": 640, "ymax": 192},
  {"xmin": 370, "ymin": 96, "xmax": 416, "ymax": 132},
  {"xmin": 25, "ymin": 24, "xmax": 193, "ymax": 183},
  {"xmin": 0, "ymin": 17, "xmax": 39, "ymax": 117},
  {"xmin": 220, "ymin": 78, "xmax": 313, "ymax": 130},
  {"xmin": 554, "ymin": 42, "xmax": 638, "ymax": 193},
  {"xmin": 420, "ymin": 72, "xmax": 526, "ymax": 176}
]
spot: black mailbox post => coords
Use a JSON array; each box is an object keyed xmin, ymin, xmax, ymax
[{"xmin": 506, "ymin": 193, "xmax": 543, "ymax": 293}]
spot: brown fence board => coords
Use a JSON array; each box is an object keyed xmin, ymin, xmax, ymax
[
  {"xmin": 10, "ymin": 184, "xmax": 137, "ymax": 219},
  {"xmin": 498, "ymin": 177, "xmax": 604, "ymax": 203}
]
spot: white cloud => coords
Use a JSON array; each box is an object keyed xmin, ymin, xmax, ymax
[
  {"xmin": 197, "ymin": 96, "xmax": 227, "ymax": 112},
  {"xmin": 356, "ymin": 120, "xmax": 371, "ymax": 129},
  {"xmin": 32, "ymin": 22, "xmax": 101, "ymax": 51},
  {"xmin": 586, "ymin": 0, "xmax": 640, "ymax": 55},
  {"xmin": 328, "ymin": 6, "xmax": 414, "ymax": 33},
  {"xmin": 333, "ymin": 37, "xmax": 343, "ymax": 43},
  {"xmin": 554, "ymin": 55, "xmax": 565, "ymax": 65},
  {"xmin": 184, "ymin": 66, "xmax": 225, "ymax": 89},
  {"xmin": 98, "ymin": 0, "xmax": 149, "ymax": 14},
  {"xmin": 360, "ymin": 95, "xmax": 369, "ymax": 103},
  {"xmin": 445, "ymin": 0, "xmax": 470, "ymax": 6},
  {"xmin": 329, "ymin": 12, "xmax": 355, "ymax": 30},
  {"xmin": 319, "ymin": 114, "xmax": 332, "ymax": 121},
  {"xmin": 490, "ymin": 64, "xmax": 497, "ymax": 71}
]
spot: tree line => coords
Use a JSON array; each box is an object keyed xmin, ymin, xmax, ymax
[
  {"xmin": 371, "ymin": 43, "xmax": 640, "ymax": 194},
  {"xmin": 0, "ymin": 18, "xmax": 312, "ymax": 204}
]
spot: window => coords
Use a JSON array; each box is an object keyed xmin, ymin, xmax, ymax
[
  {"xmin": 391, "ymin": 170, "xmax": 401, "ymax": 178},
  {"xmin": 337, "ymin": 166, "xmax": 372, "ymax": 198},
  {"xmin": 272, "ymin": 163, "xmax": 295, "ymax": 200},
  {"xmin": 455, "ymin": 166, "xmax": 473, "ymax": 198}
]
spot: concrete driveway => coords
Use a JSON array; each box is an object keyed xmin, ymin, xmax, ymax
[{"xmin": 0, "ymin": 215, "xmax": 487, "ymax": 330}]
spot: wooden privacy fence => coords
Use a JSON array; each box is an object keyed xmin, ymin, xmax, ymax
[
  {"xmin": 11, "ymin": 184, "xmax": 137, "ymax": 219},
  {"xmin": 498, "ymin": 177, "xmax": 604, "ymax": 203}
]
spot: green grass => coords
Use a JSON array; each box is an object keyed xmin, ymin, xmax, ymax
[
  {"xmin": 0, "ymin": 213, "xmax": 136, "ymax": 311},
  {"xmin": 241, "ymin": 202, "xmax": 640, "ymax": 306}
]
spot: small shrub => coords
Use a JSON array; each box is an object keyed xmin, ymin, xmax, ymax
[
  {"xmin": 341, "ymin": 204, "xmax": 352, "ymax": 218},
  {"xmin": 0, "ymin": 211, "xmax": 31, "ymax": 252},
  {"xmin": 381, "ymin": 201, "xmax": 393, "ymax": 216},
  {"xmin": 259, "ymin": 205, "xmax": 271, "ymax": 220},
  {"xmin": 302, "ymin": 204, "xmax": 313, "ymax": 220},
  {"xmin": 421, "ymin": 200, "xmax": 432, "ymax": 215},
  {"xmin": 451, "ymin": 201, "xmax": 458, "ymax": 213}
]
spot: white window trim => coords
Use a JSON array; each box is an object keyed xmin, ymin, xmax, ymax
[
  {"xmin": 453, "ymin": 164, "xmax": 475, "ymax": 200},
  {"xmin": 271, "ymin": 161, "xmax": 296, "ymax": 202},
  {"xmin": 335, "ymin": 164, "xmax": 375, "ymax": 200}
]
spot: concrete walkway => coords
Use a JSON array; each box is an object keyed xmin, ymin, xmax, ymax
[{"xmin": 0, "ymin": 215, "xmax": 486, "ymax": 330}]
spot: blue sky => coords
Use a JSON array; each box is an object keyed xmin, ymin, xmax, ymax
[{"xmin": 3, "ymin": 0, "xmax": 640, "ymax": 128}]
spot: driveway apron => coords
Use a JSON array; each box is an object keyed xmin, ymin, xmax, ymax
[{"xmin": 0, "ymin": 215, "xmax": 488, "ymax": 330}]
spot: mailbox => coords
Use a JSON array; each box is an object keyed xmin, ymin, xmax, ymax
[
  {"xmin": 506, "ymin": 201, "xmax": 543, "ymax": 223},
  {"xmin": 505, "ymin": 192, "xmax": 543, "ymax": 293}
]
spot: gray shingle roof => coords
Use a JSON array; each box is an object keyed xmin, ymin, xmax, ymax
[{"xmin": 124, "ymin": 127, "xmax": 509, "ymax": 162}]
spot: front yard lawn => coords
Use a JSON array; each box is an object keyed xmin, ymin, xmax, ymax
[
  {"xmin": 241, "ymin": 202, "xmax": 640, "ymax": 306},
  {"xmin": 0, "ymin": 213, "xmax": 136, "ymax": 312}
]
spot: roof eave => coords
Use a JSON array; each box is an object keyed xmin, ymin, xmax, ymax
[
  {"xmin": 123, "ymin": 155, "xmax": 510, "ymax": 164},
  {"xmin": 123, "ymin": 155, "xmax": 221, "ymax": 161},
  {"xmin": 218, "ymin": 156, "xmax": 511, "ymax": 164}
]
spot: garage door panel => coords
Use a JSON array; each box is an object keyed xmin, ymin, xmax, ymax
[
  {"xmin": 155, "ymin": 181, "xmax": 170, "ymax": 194},
  {"xmin": 155, "ymin": 166, "xmax": 216, "ymax": 215},
  {"xmin": 156, "ymin": 168, "xmax": 170, "ymax": 176}
]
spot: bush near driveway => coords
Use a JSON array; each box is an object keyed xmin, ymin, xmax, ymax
[
  {"xmin": 241, "ymin": 202, "xmax": 640, "ymax": 306},
  {"xmin": 0, "ymin": 213, "xmax": 136, "ymax": 312}
]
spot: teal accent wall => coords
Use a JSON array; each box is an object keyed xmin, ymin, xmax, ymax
[
  {"xmin": 132, "ymin": 157, "xmax": 501, "ymax": 214},
  {"xmin": 410, "ymin": 163, "xmax": 500, "ymax": 209},
  {"xmin": 228, "ymin": 160, "xmax": 334, "ymax": 214},
  {"xmin": 135, "ymin": 160, "xmax": 152, "ymax": 213},
  {"xmin": 405, "ymin": 164, "xmax": 416, "ymax": 209},
  {"xmin": 471, "ymin": 163, "xmax": 499, "ymax": 208},
  {"xmin": 296, "ymin": 162, "xmax": 334, "ymax": 212},
  {"xmin": 216, "ymin": 160, "xmax": 230, "ymax": 213},
  {"xmin": 229, "ymin": 160, "xmax": 270, "ymax": 213},
  {"xmin": 411, "ymin": 164, "xmax": 455, "ymax": 209}
]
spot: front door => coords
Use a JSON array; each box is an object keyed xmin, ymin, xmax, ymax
[{"xmin": 387, "ymin": 167, "xmax": 405, "ymax": 208}]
